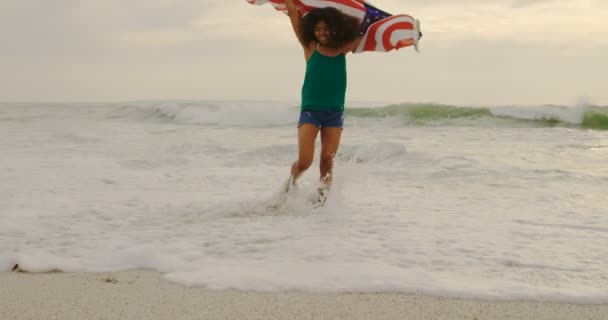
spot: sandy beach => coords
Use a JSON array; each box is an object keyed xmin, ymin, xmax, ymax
[{"xmin": 0, "ymin": 270, "xmax": 605, "ymax": 320}]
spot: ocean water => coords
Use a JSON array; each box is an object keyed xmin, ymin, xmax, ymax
[{"xmin": 1, "ymin": 101, "xmax": 607, "ymax": 303}]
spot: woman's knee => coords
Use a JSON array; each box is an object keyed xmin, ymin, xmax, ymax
[{"xmin": 296, "ymin": 157, "xmax": 313, "ymax": 171}]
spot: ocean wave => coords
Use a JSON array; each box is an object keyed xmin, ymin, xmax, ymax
[
  {"xmin": 147, "ymin": 101, "xmax": 298, "ymax": 127},
  {"xmin": 120, "ymin": 101, "xmax": 608, "ymax": 130},
  {"xmin": 345, "ymin": 103, "xmax": 608, "ymax": 130},
  {"xmin": 582, "ymin": 110, "xmax": 608, "ymax": 130},
  {"xmin": 346, "ymin": 103, "xmax": 491, "ymax": 120}
]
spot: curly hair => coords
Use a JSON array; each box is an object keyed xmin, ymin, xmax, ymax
[{"xmin": 300, "ymin": 7, "xmax": 361, "ymax": 48}]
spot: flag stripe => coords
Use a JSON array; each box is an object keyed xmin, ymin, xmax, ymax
[{"xmin": 383, "ymin": 21, "xmax": 413, "ymax": 51}]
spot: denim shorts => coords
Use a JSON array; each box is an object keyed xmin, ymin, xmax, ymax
[{"xmin": 298, "ymin": 110, "xmax": 344, "ymax": 128}]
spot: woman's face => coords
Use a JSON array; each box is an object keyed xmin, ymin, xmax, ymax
[{"xmin": 314, "ymin": 21, "xmax": 331, "ymax": 45}]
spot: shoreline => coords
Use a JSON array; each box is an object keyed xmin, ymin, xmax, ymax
[{"xmin": 1, "ymin": 270, "xmax": 606, "ymax": 320}]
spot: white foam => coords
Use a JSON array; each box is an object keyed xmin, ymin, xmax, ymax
[
  {"xmin": 2, "ymin": 101, "xmax": 608, "ymax": 304},
  {"xmin": 150, "ymin": 101, "xmax": 298, "ymax": 127},
  {"xmin": 339, "ymin": 142, "xmax": 407, "ymax": 163}
]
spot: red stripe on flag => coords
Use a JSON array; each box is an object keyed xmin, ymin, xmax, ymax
[
  {"xmin": 382, "ymin": 21, "xmax": 414, "ymax": 51},
  {"xmin": 363, "ymin": 16, "xmax": 400, "ymax": 52}
]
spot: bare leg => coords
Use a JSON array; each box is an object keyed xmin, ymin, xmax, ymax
[
  {"xmin": 287, "ymin": 124, "xmax": 319, "ymax": 191},
  {"xmin": 319, "ymin": 127, "xmax": 342, "ymax": 189}
]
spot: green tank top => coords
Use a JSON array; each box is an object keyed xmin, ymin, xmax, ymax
[{"xmin": 301, "ymin": 49, "xmax": 347, "ymax": 112}]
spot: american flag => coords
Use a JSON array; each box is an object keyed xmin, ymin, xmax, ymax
[{"xmin": 245, "ymin": 0, "xmax": 420, "ymax": 53}]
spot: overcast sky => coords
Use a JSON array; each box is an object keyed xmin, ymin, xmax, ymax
[{"xmin": 1, "ymin": 0, "xmax": 607, "ymax": 106}]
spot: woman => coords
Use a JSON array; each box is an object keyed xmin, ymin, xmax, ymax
[{"xmin": 284, "ymin": 0, "xmax": 362, "ymax": 203}]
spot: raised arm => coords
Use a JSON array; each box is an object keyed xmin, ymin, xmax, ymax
[{"xmin": 284, "ymin": 0, "xmax": 305, "ymax": 47}]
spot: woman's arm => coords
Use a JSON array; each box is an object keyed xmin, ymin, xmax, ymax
[
  {"xmin": 284, "ymin": 0, "xmax": 305, "ymax": 46},
  {"xmin": 285, "ymin": 0, "xmax": 315, "ymax": 58}
]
